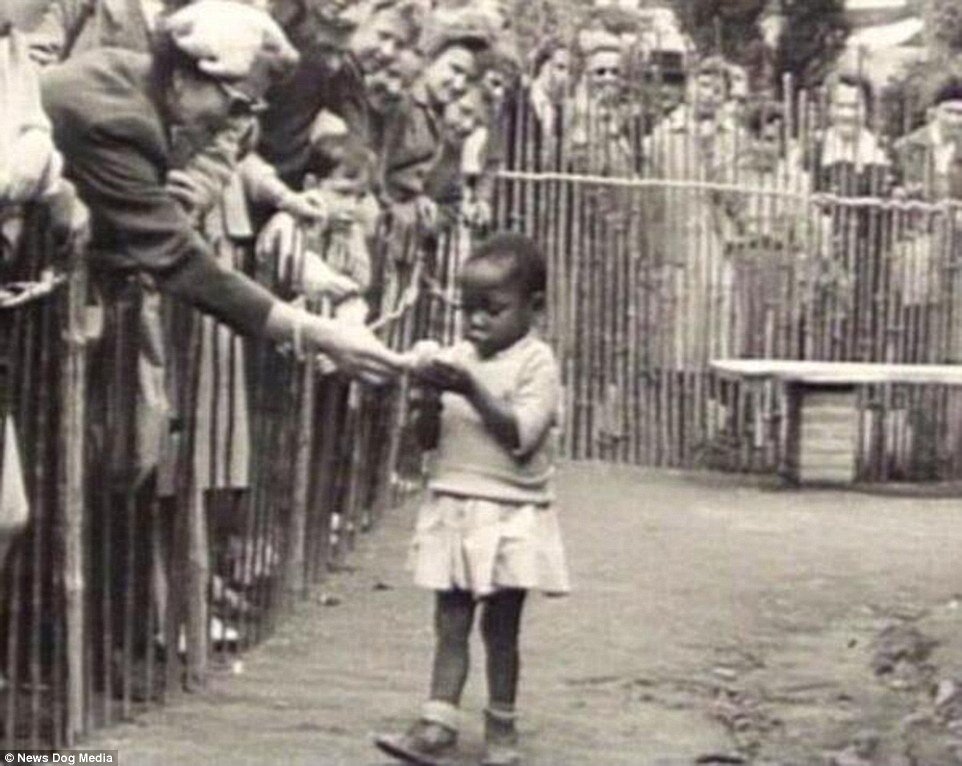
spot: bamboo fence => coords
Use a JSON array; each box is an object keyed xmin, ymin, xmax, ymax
[
  {"xmin": 8, "ymin": 59, "xmax": 962, "ymax": 752},
  {"xmin": 496, "ymin": 78, "xmax": 962, "ymax": 481},
  {"xmin": 0, "ymin": 198, "xmax": 440, "ymax": 747}
]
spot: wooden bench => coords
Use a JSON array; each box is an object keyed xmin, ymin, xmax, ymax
[{"xmin": 710, "ymin": 360, "xmax": 962, "ymax": 485}]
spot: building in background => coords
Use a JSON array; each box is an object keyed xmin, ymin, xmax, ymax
[{"xmin": 838, "ymin": 0, "xmax": 927, "ymax": 86}]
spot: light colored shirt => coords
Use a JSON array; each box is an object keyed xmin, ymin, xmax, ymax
[
  {"xmin": 429, "ymin": 333, "xmax": 562, "ymax": 505},
  {"xmin": 818, "ymin": 126, "xmax": 889, "ymax": 169}
]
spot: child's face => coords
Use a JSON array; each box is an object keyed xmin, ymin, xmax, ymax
[
  {"xmin": 442, "ymin": 93, "xmax": 484, "ymax": 144},
  {"xmin": 459, "ymin": 259, "xmax": 538, "ymax": 358},
  {"xmin": 320, "ymin": 174, "xmax": 368, "ymax": 225},
  {"xmin": 481, "ymin": 69, "xmax": 509, "ymax": 110}
]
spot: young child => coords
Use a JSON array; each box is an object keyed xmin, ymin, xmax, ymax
[
  {"xmin": 301, "ymin": 132, "xmax": 378, "ymax": 321},
  {"xmin": 377, "ymin": 232, "xmax": 569, "ymax": 766},
  {"xmin": 255, "ymin": 126, "xmax": 377, "ymax": 332}
]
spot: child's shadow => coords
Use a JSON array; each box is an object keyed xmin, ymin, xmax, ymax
[{"xmin": 368, "ymin": 738, "xmax": 482, "ymax": 766}]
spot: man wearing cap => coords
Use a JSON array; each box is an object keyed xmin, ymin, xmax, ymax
[
  {"xmin": 894, "ymin": 77, "xmax": 962, "ymax": 201},
  {"xmin": 40, "ymin": 0, "xmax": 403, "ymax": 377}
]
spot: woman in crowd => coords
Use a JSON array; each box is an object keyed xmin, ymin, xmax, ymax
[
  {"xmin": 382, "ymin": 6, "xmax": 495, "ymax": 228},
  {"xmin": 40, "ymin": 0, "xmax": 403, "ymax": 377}
]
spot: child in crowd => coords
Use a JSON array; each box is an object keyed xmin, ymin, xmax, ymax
[
  {"xmin": 260, "ymin": 122, "xmax": 377, "ymax": 326},
  {"xmin": 302, "ymin": 132, "xmax": 378, "ymax": 323},
  {"xmin": 376, "ymin": 232, "xmax": 569, "ymax": 766}
]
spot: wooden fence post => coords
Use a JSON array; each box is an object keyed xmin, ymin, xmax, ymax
[{"xmin": 59, "ymin": 232, "xmax": 88, "ymax": 744}]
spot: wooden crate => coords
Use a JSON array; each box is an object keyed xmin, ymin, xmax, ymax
[{"xmin": 781, "ymin": 383, "xmax": 859, "ymax": 485}]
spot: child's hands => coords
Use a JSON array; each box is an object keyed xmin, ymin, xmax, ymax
[
  {"xmin": 403, "ymin": 339, "xmax": 442, "ymax": 374},
  {"xmin": 403, "ymin": 341, "xmax": 472, "ymax": 393},
  {"xmin": 418, "ymin": 358, "xmax": 474, "ymax": 395}
]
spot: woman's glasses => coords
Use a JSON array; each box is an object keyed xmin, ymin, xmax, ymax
[{"xmin": 219, "ymin": 82, "xmax": 268, "ymax": 117}]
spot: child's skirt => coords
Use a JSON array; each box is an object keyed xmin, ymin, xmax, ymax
[{"xmin": 407, "ymin": 492, "xmax": 570, "ymax": 598}]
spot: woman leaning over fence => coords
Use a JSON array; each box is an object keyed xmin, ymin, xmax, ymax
[{"xmin": 38, "ymin": 0, "xmax": 404, "ymax": 379}]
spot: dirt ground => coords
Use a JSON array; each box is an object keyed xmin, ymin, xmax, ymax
[{"xmin": 85, "ymin": 462, "xmax": 962, "ymax": 765}]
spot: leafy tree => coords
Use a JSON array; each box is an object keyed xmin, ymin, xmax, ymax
[
  {"xmin": 673, "ymin": 0, "xmax": 849, "ymax": 87},
  {"xmin": 777, "ymin": 0, "xmax": 850, "ymax": 87},
  {"xmin": 674, "ymin": 0, "xmax": 765, "ymax": 59}
]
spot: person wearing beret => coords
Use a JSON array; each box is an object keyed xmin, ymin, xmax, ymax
[{"xmin": 40, "ymin": 0, "xmax": 404, "ymax": 379}]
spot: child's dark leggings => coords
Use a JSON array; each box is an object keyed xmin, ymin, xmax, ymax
[{"xmin": 429, "ymin": 588, "xmax": 526, "ymax": 710}]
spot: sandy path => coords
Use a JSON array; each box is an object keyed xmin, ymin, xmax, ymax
[{"xmin": 87, "ymin": 463, "xmax": 962, "ymax": 765}]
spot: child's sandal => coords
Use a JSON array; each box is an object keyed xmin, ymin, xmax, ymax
[{"xmin": 374, "ymin": 701, "xmax": 459, "ymax": 766}]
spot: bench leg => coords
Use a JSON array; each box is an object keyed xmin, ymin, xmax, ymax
[{"xmin": 781, "ymin": 383, "xmax": 858, "ymax": 486}]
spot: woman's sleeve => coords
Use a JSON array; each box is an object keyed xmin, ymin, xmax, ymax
[{"xmin": 67, "ymin": 125, "xmax": 275, "ymax": 335}]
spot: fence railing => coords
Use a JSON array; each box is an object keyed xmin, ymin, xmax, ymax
[
  {"xmin": 0, "ymin": 201, "xmax": 85, "ymax": 748},
  {"xmin": 0, "ymin": 200, "xmax": 445, "ymax": 748},
  {"xmin": 495, "ymin": 90, "xmax": 962, "ymax": 481}
]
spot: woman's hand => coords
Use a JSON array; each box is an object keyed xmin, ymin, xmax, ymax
[
  {"xmin": 304, "ymin": 317, "xmax": 404, "ymax": 384},
  {"xmin": 256, "ymin": 211, "xmax": 300, "ymax": 278},
  {"xmin": 166, "ymin": 169, "xmax": 216, "ymax": 215},
  {"xmin": 47, "ymin": 181, "xmax": 90, "ymax": 252},
  {"xmin": 279, "ymin": 188, "xmax": 329, "ymax": 224},
  {"xmin": 300, "ymin": 251, "xmax": 359, "ymax": 301},
  {"xmin": 415, "ymin": 194, "xmax": 439, "ymax": 233}
]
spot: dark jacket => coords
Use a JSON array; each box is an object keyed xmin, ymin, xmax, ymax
[
  {"xmin": 382, "ymin": 82, "xmax": 441, "ymax": 204},
  {"xmin": 41, "ymin": 48, "xmax": 274, "ymax": 335},
  {"xmin": 257, "ymin": 49, "xmax": 368, "ymax": 190}
]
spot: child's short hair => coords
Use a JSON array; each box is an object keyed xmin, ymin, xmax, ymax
[
  {"xmin": 464, "ymin": 232, "xmax": 546, "ymax": 296},
  {"xmin": 329, "ymin": 137, "xmax": 377, "ymax": 184},
  {"xmin": 310, "ymin": 133, "xmax": 376, "ymax": 186}
]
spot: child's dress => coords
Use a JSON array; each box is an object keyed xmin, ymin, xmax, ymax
[{"xmin": 408, "ymin": 333, "xmax": 570, "ymax": 598}]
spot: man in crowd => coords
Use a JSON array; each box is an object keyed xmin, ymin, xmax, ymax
[
  {"xmin": 569, "ymin": 28, "xmax": 634, "ymax": 177},
  {"xmin": 894, "ymin": 77, "xmax": 962, "ymax": 201},
  {"xmin": 643, "ymin": 56, "xmax": 736, "ymax": 365},
  {"xmin": 809, "ymin": 73, "xmax": 890, "ymax": 196},
  {"xmin": 503, "ymin": 37, "xmax": 570, "ymax": 175}
]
